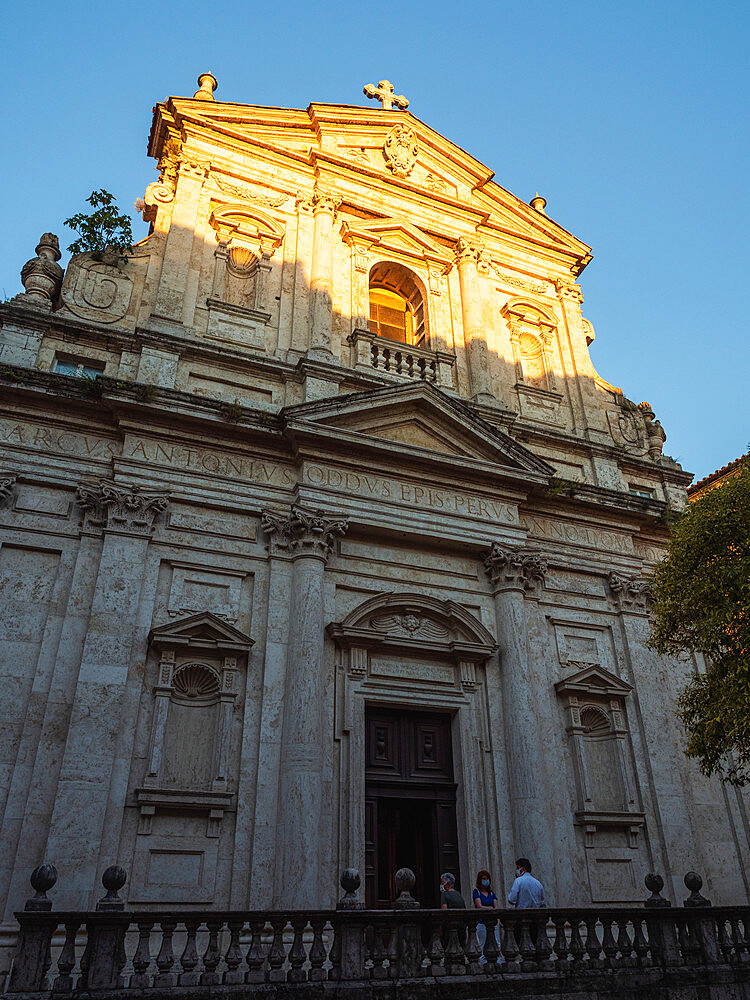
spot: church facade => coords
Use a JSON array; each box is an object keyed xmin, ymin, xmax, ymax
[{"xmin": 0, "ymin": 74, "xmax": 747, "ymax": 964}]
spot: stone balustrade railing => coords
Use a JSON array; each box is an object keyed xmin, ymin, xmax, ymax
[
  {"xmin": 347, "ymin": 328, "xmax": 456, "ymax": 387},
  {"xmin": 4, "ymin": 867, "xmax": 750, "ymax": 998}
]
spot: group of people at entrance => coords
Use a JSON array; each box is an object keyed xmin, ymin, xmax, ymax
[{"xmin": 439, "ymin": 858, "xmax": 546, "ymax": 965}]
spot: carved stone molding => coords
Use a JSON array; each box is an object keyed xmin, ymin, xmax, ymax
[
  {"xmin": 484, "ymin": 543, "xmax": 548, "ymax": 598},
  {"xmin": 76, "ymin": 480, "xmax": 170, "ymax": 534},
  {"xmin": 262, "ymin": 505, "xmax": 349, "ymax": 562},
  {"xmin": 0, "ymin": 473, "xmax": 17, "ymax": 508},
  {"xmin": 555, "ymin": 278, "xmax": 584, "ymax": 304},
  {"xmin": 607, "ymin": 572, "xmax": 651, "ymax": 613}
]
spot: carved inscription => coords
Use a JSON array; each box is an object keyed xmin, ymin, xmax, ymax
[
  {"xmin": 125, "ymin": 437, "xmax": 295, "ymax": 486},
  {"xmin": 0, "ymin": 419, "xmax": 119, "ymax": 459},
  {"xmin": 522, "ymin": 513, "xmax": 633, "ymax": 555},
  {"xmin": 370, "ymin": 658, "xmax": 455, "ymax": 685},
  {"xmin": 304, "ymin": 463, "xmax": 518, "ymax": 524}
]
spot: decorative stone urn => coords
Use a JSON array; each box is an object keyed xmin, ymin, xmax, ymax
[{"xmin": 19, "ymin": 234, "xmax": 63, "ymax": 307}]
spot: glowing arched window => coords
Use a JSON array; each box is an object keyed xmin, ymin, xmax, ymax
[{"xmin": 369, "ymin": 262, "xmax": 426, "ymax": 346}]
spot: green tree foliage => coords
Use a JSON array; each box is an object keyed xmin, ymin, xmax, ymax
[
  {"xmin": 64, "ymin": 189, "xmax": 133, "ymax": 262},
  {"xmin": 649, "ymin": 459, "xmax": 750, "ymax": 784}
]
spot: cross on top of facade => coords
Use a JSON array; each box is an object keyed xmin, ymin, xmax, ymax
[{"xmin": 363, "ymin": 80, "xmax": 409, "ymax": 111}]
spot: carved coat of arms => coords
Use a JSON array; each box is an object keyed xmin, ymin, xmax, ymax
[{"xmin": 383, "ymin": 124, "xmax": 419, "ymax": 178}]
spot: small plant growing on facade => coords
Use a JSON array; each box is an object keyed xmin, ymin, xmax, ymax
[
  {"xmin": 223, "ymin": 399, "xmax": 244, "ymax": 422},
  {"xmin": 136, "ymin": 383, "xmax": 158, "ymax": 402},
  {"xmin": 65, "ymin": 190, "xmax": 134, "ymax": 264}
]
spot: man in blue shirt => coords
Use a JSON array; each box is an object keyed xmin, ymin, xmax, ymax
[{"xmin": 507, "ymin": 857, "xmax": 546, "ymax": 908}]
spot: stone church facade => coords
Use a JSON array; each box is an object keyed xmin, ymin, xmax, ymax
[{"xmin": 0, "ymin": 74, "xmax": 747, "ymax": 964}]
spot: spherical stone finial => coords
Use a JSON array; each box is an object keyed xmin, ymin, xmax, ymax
[
  {"xmin": 337, "ymin": 868, "xmax": 364, "ymax": 910},
  {"xmin": 530, "ymin": 192, "xmax": 547, "ymax": 213},
  {"xmin": 393, "ymin": 867, "xmax": 419, "ymax": 909},
  {"xmin": 97, "ymin": 865, "xmax": 127, "ymax": 911},
  {"xmin": 341, "ymin": 868, "xmax": 361, "ymax": 894},
  {"xmin": 26, "ymin": 863, "xmax": 57, "ymax": 910},
  {"xmin": 683, "ymin": 870, "xmax": 711, "ymax": 908},
  {"xmin": 684, "ymin": 871, "xmax": 702, "ymax": 892},
  {"xmin": 644, "ymin": 872, "xmax": 670, "ymax": 908},
  {"xmin": 194, "ymin": 72, "xmax": 218, "ymax": 101}
]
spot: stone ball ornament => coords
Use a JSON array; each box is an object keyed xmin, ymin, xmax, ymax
[
  {"xmin": 341, "ymin": 868, "xmax": 361, "ymax": 894},
  {"xmin": 30, "ymin": 863, "xmax": 58, "ymax": 894},
  {"xmin": 393, "ymin": 867, "xmax": 419, "ymax": 909},
  {"xmin": 644, "ymin": 872, "xmax": 670, "ymax": 907},
  {"xmin": 97, "ymin": 865, "xmax": 128, "ymax": 910},
  {"xmin": 684, "ymin": 870, "xmax": 711, "ymax": 907}
]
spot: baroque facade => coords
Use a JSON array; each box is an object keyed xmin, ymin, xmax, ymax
[{"xmin": 0, "ymin": 73, "xmax": 748, "ymax": 968}]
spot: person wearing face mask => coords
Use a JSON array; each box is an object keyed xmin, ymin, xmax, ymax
[
  {"xmin": 507, "ymin": 857, "xmax": 546, "ymax": 908},
  {"xmin": 439, "ymin": 872, "xmax": 466, "ymax": 909},
  {"xmin": 472, "ymin": 869, "xmax": 503, "ymax": 964}
]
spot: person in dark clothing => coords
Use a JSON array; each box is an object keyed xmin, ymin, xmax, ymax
[
  {"xmin": 440, "ymin": 872, "xmax": 466, "ymax": 908},
  {"xmin": 439, "ymin": 872, "xmax": 467, "ymax": 948}
]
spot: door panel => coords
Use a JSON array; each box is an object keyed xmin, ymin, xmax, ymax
[{"xmin": 365, "ymin": 707, "xmax": 459, "ymax": 908}]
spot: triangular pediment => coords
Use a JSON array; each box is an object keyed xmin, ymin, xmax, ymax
[
  {"xmin": 155, "ymin": 100, "xmax": 591, "ymax": 270},
  {"xmin": 282, "ymin": 382, "xmax": 553, "ymax": 477},
  {"xmin": 149, "ymin": 611, "xmax": 254, "ymax": 652},
  {"xmin": 340, "ymin": 218, "xmax": 453, "ymax": 265},
  {"xmin": 555, "ymin": 664, "xmax": 633, "ymax": 699}
]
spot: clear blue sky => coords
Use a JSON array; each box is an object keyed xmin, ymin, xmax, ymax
[{"xmin": 2, "ymin": 0, "xmax": 747, "ymax": 481}]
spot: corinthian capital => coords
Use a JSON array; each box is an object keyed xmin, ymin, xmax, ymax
[
  {"xmin": 484, "ymin": 543, "xmax": 548, "ymax": 597},
  {"xmin": 76, "ymin": 480, "xmax": 169, "ymax": 534},
  {"xmin": 310, "ymin": 188, "xmax": 342, "ymax": 218},
  {"xmin": 0, "ymin": 473, "xmax": 17, "ymax": 508},
  {"xmin": 454, "ymin": 237, "xmax": 484, "ymax": 266},
  {"xmin": 262, "ymin": 505, "xmax": 349, "ymax": 562},
  {"xmin": 608, "ymin": 572, "xmax": 651, "ymax": 613}
]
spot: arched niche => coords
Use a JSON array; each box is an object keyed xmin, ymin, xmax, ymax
[
  {"xmin": 328, "ymin": 592, "xmax": 499, "ymax": 896},
  {"xmin": 500, "ymin": 297, "xmax": 559, "ymax": 391}
]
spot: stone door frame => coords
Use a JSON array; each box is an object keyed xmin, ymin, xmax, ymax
[{"xmin": 328, "ymin": 592, "xmax": 499, "ymax": 901}]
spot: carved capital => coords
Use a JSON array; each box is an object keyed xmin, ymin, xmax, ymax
[
  {"xmin": 607, "ymin": 572, "xmax": 651, "ymax": 613},
  {"xmin": 555, "ymin": 278, "xmax": 583, "ymax": 304},
  {"xmin": 310, "ymin": 188, "xmax": 342, "ymax": 218},
  {"xmin": 262, "ymin": 505, "xmax": 349, "ymax": 562},
  {"xmin": 454, "ymin": 237, "xmax": 484, "ymax": 266},
  {"xmin": 484, "ymin": 543, "xmax": 548, "ymax": 597},
  {"xmin": 76, "ymin": 480, "xmax": 169, "ymax": 534},
  {"xmin": 179, "ymin": 157, "xmax": 211, "ymax": 182},
  {"xmin": 0, "ymin": 473, "xmax": 17, "ymax": 508}
]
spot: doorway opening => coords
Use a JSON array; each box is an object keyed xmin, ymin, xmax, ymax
[{"xmin": 365, "ymin": 706, "xmax": 459, "ymax": 909}]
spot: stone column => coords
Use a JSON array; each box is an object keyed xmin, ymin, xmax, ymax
[
  {"xmin": 264, "ymin": 507, "xmax": 348, "ymax": 907},
  {"xmin": 43, "ymin": 482, "xmax": 168, "ymax": 908},
  {"xmin": 484, "ymin": 543, "xmax": 553, "ymax": 879},
  {"xmin": 307, "ymin": 189, "xmax": 342, "ymax": 360},
  {"xmin": 455, "ymin": 238, "xmax": 494, "ymax": 404}
]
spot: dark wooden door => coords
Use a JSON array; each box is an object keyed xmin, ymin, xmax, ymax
[{"xmin": 365, "ymin": 707, "xmax": 459, "ymax": 908}]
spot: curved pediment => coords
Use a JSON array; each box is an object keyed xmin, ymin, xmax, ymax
[{"xmin": 328, "ymin": 591, "xmax": 496, "ymax": 660}]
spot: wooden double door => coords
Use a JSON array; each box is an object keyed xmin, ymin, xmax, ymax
[{"xmin": 365, "ymin": 706, "xmax": 460, "ymax": 909}]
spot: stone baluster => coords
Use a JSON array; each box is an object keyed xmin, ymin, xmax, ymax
[
  {"xmin": 484, "ymin": 543, "xmax": 553, "ymax": 878},
  {"xmin": 454, "ymin": 238, "xmax": 494, "ymax": 404},
  {"xmin": 308, "ymin": 189, "xmax": 342, "ymax": 359},
  {"xmin": 82, "ymin": 867, "xmax": 128, "ymax": 991},
  {"xmin": 267, "ymin": 506, "xmax": 348, "ymax": 907}
]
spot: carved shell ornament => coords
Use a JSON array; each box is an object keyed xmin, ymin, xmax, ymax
[{"xmin": 383, "ymin": 124, "xmax": 419, "ymax": 178}]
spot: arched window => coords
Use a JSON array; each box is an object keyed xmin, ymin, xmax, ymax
[{"xmin": 369, "ymin": 262, "xmax": 426, "ymax": 346}]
